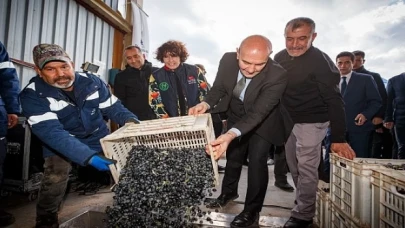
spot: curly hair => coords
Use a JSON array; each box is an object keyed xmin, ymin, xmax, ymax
[{"xmin": 155, "ymin": 40, "xmax": 189, "ymax": 63}]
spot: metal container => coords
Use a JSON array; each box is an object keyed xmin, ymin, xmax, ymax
[
  {"xmin": 60, "ymin": 205, "xmax": 289, "ymax": 227},
  {"xmin": 60, "ymin": 206, "xmax": 108, "ymax": 228}
]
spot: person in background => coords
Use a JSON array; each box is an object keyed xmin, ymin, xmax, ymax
[
  {"xmin": 270, "ymin": 145, "xmax": 294, "ymax": 192},
  {"xmin": 114, "ymin": 45, "xmax": 157, "ymax": 121},
  {"xmin": 384, "ymin": 72, "xmax": 405, "ymax": 159},
  {"xmin": 0, "ymin": 41, "xmax": 20, "ymax": 227},
  {"xmin": 20, "ymin": 44, "xmax": 139, "ymax": 228},
  {"xmin": 149, "ymin": 40, "xmax": 209, "ymax": 118},
  {"xmin": 352, "ymin": 50, "xmax": 391, "ymax": 158},
  {"xmin": 323, "ymin": 52, "xmax": 381, "ymax": 175},
  {"xmin": 274, "ymin": 17, "xmax": 355, "ymax": 228},
  {"xmin": 189, "ymin": 35, "xmax": 293, "ymax": 228},
  {"xmin": 335, "ymin": 51, "xmax": 381, "ymax": 158}
]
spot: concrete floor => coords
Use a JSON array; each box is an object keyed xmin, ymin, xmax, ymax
[{"xmin": 0, "ymin": 159, "xmax": 296, "ymax": 228}]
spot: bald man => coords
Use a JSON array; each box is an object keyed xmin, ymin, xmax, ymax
[{"xmin": 189, "ymin": 35, "xmax": 293, "ymax": 227}]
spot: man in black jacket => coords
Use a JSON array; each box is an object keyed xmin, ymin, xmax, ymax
[
  {"xmin": 275, "ymin": 17, "xmax": 355, "ymax": 228},
  {"xmin": 114, "ymin": 45, "xmax": 157, "ymax": 120},
  {"xmin": 352, "ymin": 50, "xmax": 391, "ymax": 158}
]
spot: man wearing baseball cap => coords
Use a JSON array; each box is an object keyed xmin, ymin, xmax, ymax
[{"xmin": 20, "ymin": 44, "xmax": 139, "ymax": 228}]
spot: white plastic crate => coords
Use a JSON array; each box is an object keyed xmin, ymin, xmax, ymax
[
  {"xmin": 330, "ymin": 153, "xmax": 405, "ymax": 227},
  {"xmin": 315, "ymin": 183, "xmax": 331, "ymax": 228},
  {"xmin": 371, "ymin": 169, "xmax": 405, "ymax": 228},
  {"xmin": 100, "ymin": 114, "xmax": 218, "ymax": 185},
  {"xmin": 331, "ymin": 203, "xmax": 362, "ymax": 228}
]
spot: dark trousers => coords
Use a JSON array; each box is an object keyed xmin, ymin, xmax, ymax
[
  {"xmin": 323, "ymin": 129, "xmax": 373, "ymax": 176},
  {"xmin": 0, "ymin": 137, "xmax": 6, "ymax": 185},
  {"xmin": 347, "ymin": 131, "xmax": 373, "ymax": 158},
  {"xmin": 271, "ymin": 145, "xmax": 289, "ymax": 184},
  {"xmin": 395, "ymin": 125, "xmax": 405, "ymax": 159},
  {"xmin": 222, "ymin": 133, "xmax": 271, "ymax": 213},
  {"xmin": 323, "ymin": 129, "xmax": 332, "ymax": 176},
  {"xmin": 324, "ymin": 129, "xmax": 372, "ymax": 175},
  {"xmin": 392, "ymin": 128, "xmax": 399, "ymax": 159},
  {"xmin": 37, "ymin": 156, "xmax": 71, "ymax": 217},
  {"xmin": 212, "ymin": 114, "xmax": 224, "ymax": 138},
  {"xmin": 371, "ymin": 128, "xmax": 393, "ymax": 159}
]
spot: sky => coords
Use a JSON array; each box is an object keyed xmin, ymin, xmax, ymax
[{"xmin": 143, "ymin": 0, "xmax": 405, "ymax": 84}]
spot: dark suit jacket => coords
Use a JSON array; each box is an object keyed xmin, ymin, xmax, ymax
[
  {"xmin": 354, "ymin": 66, "xmax": 387, "ymax": 118},
  {"xmin": 385, "ymin": 73, "xmax": 405, "ymax": 124},
  {"xmin": 205, "ymin": 52, "xmax": 293, "ymax": 145},
  {"xmin": 343, "ymin": 71, "xmax": 382, "ymax": 132}
]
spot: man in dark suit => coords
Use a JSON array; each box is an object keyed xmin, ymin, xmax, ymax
[
  {"xmin": 189, "ymin": 35, "xmax": 292, "ymax": 228},
  {"xmin": 384, "ymin": 72, "xmax": 405, "ymax": 159},
  {"xmin": 352, "ymin": 50, "xmax": 391, "ymax": 158},
  {"xmin": 334, "ymin": 51, "xmax": 381, "ymax": 157}
]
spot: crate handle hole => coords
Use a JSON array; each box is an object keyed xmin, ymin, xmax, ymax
[
  {"xmin": 391, "ymin": 185, "xmax": 405, "ymax": 196},
  {"xmin": 338, "ymin": 161, "xmax": 347, "ymax": 168}
]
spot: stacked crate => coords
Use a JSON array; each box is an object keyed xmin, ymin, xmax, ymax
[
  {"xmin": 330, "ymin": 154, "xmax": 405, "ymax": 227},
  {"xmin": 315, "ymin": 181, "xmax": 331, "ymax": 228},
  {"xmin": 371, "ymin": 169, "xmax": 405, "ymax": 228}
]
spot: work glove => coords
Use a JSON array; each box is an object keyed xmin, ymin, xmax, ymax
[{"xmin": 88, "ymin": 155, "xmax": 116, "ymax": 171}]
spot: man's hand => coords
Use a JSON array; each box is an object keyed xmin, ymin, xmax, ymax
[
  {"xmin": 188, "ymin": 102, "xmax": 209, "ymax": 116},
  {"xmin": 7, "ymin": 114, "xmax": 18, "ymax": 129},
  {"xmin": 331, "ymin": 143, "xmax": 356, "ymax": 160},
  {"xmin": 88, "ymin": 155, "xmax": 117, "ymax": 171},
  {"xmin": 206, "ymin": 131, "xmax": 236, "ymax": 160},
  {"xmin": 384, "ymin": 122, "xmax": 394, "ymax": 130},
  {"xmin": 355, "ymin": 113, "xmax": 367, "ymax": 126},
  {"xmin": 372, "ymin": 117, "xmax": 383, "ymax": 125}
]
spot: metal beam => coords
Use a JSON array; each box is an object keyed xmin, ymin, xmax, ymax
[{"xmin": 75, "ymin": 0, "xmax": 132, "ymax": 34}]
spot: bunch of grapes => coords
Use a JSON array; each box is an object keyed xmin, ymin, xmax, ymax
[{"xmin": 106, "ymin": 145, "xmax": 216, "ymax": 227}]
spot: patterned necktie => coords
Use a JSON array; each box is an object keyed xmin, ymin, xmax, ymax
[
  {"xmin": 341, "ymin": 76, "xmax": 347, "ymax": 95},
  {"xmin": 233, "ymin": 77, "xmax": 246, "ymax": 99}
]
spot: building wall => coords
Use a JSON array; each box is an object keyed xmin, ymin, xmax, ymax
[{"xmin": 0, "ymin": 0, "xmax": 119, "ymax": 88}]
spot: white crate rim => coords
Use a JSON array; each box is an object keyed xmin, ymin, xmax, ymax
[{"xmin": 100, "ymin": 114, "xmax": 219, "ymax": 186}]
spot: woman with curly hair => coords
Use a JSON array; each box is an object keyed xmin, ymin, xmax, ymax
[{"xmin": 149, "ymin": 40, "xmax": 209, "ymax": 118}]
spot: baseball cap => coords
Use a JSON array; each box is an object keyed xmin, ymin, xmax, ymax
[{"xmin": 32, "ymin": 44, "xmax": 71, "ymax": 69}]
